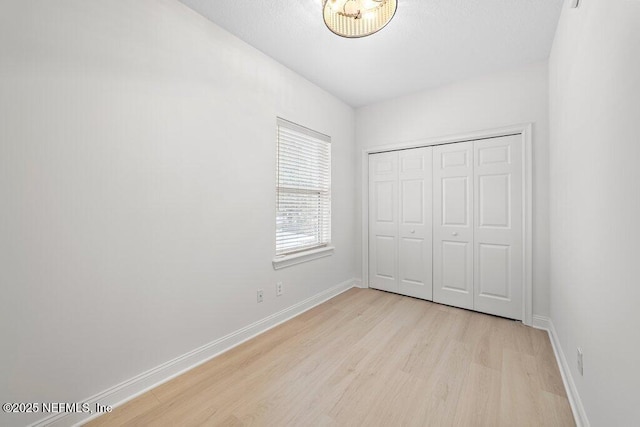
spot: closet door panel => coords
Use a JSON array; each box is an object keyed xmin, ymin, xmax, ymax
[
  {"xmin": 368, "ymin": 152, "xmax": 399, "ymax": 293},
  {"xmin": 433, "ymin": 142, "xmax": 474, "ymax": 310},
  {"xmin": 474, "ymin": 135, "xmax": 523, "ymax": 319},
  {"xmin": 398, "ymin": 147, "xmax": 433, "ymax": 300}
]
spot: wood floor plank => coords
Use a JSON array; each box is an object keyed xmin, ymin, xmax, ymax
[
  {"xmin": 463, "ymin": 312, "xmax": 504, "ymax": 371},
  {"xmin": 453, "ymin": 362, "xmax": 502, "ymax": 427},
  {"xmin": 499, "ymin": 348, "xmax": 544, "ymax": 427},
  {"xmin": 532, "ymin": 327, "xmax": 569, "ymax": 397},
  {"xmin": 417, "ymin": 339, "xmax": 473, "ymax": 426},
  {"xmin": 86, "ymin": 391, "xmax": 161, "ymax": 427},
  {"xmin": 86, "ymin": 289, "xmax": 574, "ymax": 427},
  {"xmin": 540, "ymin": 391, "xmax": 577, "ymax": 427}
]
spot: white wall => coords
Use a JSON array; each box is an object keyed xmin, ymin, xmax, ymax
[
  {"xmin": 549, "ymin": 0, "xmax": 640, "ymax": 425},
  {"xmin": 0, "ymin": 1, "xmax": 356, "ymax": 425},
  {"xmin": 355, "ymin": 61, "xmax": 550, "ymax": 318}
]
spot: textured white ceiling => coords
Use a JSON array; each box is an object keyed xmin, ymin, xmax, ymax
[{"xmin": 178, "ymin": 0, "xmax": 563, "ymax": 107}]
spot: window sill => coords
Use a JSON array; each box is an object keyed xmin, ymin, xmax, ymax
[{"xmin": 272, "ymin": 246, "xmax": 335, "ymax": 270}]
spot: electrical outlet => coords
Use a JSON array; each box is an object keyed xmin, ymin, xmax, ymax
[
  {"xmin": 577, "ymin": 347, "xmax": 584, "ymax": 376},
  {"xmin": 257, "ymin": 289, "xmax": 264, "ymax": 303},
  {"xmin": 276, "ymin": 282, "xmax": 283, "ymax": 296}
]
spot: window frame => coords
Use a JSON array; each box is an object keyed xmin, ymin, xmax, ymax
[{"xmin": 273, "ymin": 118, "xmax": 333, "ymax": 269}]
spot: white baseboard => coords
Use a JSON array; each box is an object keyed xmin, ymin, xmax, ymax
[
  {"xmin": 531, "ymin": 315, "xmax": 590, "ymax": 427},
  {"xmin": 353, "ymin": 278, "xmax": 367, "ymax": 288},
  {"xmin": 531, "ymin": 314, "xmax": 552, "ymax": 330},
  {"xmin": 30, "ymin": 278, "xmax": 357, "ymax": 427}
]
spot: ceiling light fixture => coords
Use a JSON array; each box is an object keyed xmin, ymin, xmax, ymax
[{"xmin": 322, "ymin": 0, "xmax": 397, "ymax": 38}]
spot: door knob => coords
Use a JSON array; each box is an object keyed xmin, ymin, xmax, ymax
[
  {"xmin": 410, "ymin": 229, "xmax": 415, "ymax": 234},
  {"xmin": 452, "ymin": 232, "xmax": 458, "ymax": 236}
]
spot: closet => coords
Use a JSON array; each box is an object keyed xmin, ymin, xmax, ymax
[{"xmin": 368, "ymin": 134, "xmax": 524, "ymax": 320}]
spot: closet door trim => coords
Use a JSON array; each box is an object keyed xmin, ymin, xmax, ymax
[{"xmin": 361, "ymin": 123, "xmax": 533, "ymax": 325}]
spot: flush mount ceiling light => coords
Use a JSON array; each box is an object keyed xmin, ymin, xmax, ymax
[{"xmin": 323, "ymin": 0, "xmax": 398, "ymax": 38}]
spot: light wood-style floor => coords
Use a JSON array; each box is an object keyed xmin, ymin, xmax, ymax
[{"xmin": 86, "ymin": 288, "xmax": 575, "ymax": 426}]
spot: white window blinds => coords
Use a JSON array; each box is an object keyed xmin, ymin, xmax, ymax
[{"xmin": 276, "ymin": 118, "xmax": 331, "ymax": 256}]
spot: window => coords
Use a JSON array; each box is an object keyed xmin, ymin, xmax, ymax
[{"xmin": 275, "ymin": 118, "xmax": 331, "ymax": 262}]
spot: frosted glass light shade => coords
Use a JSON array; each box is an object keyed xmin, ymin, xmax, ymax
[{"xmin": 323, "ymin": 0, "xmax": 397, "ymax": 38}]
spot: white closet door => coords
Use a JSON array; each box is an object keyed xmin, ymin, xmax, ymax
[
  {"xmin": 369, "ymin": 151, "xmax": 399, "ymax": 293},
  {"xmin": 433, "ymin": 142, "xmax": 474, "ymax": 310},
  {"xmin": 369, "ymin": 148, "xmax": 433, "ymax": 300},
  {"xmin": 398, "ymin": 147, "xmax": 433, "ymax": 300},
  {"xmin": 473, "ymin": 135, "xmax": 523, "ymax": 319}
]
